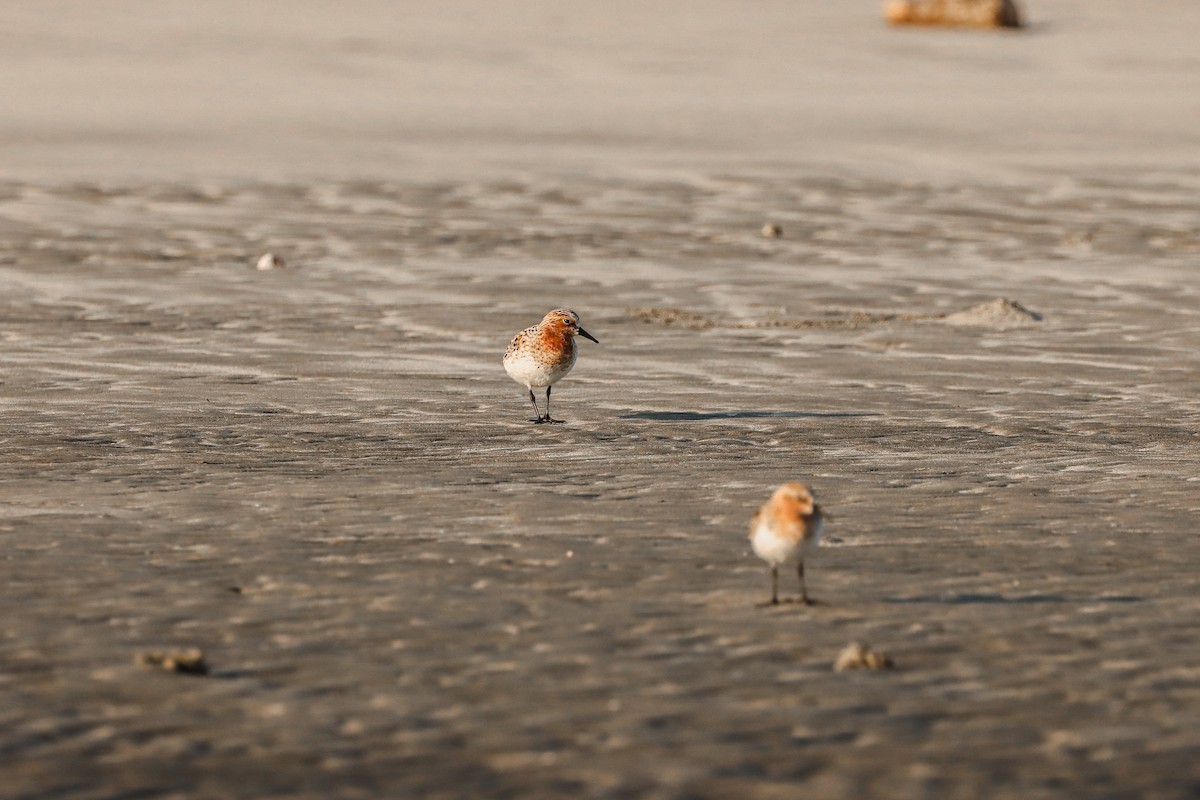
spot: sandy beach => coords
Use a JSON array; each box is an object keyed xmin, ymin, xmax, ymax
[{"xmin": 3, "ymin": 2, "xmax": 1200, "ymax": 798}]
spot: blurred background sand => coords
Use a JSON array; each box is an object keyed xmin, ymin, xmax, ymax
[{"xmin": 4, "ymin": 0, "xmax": 1198, "ymax": 183}]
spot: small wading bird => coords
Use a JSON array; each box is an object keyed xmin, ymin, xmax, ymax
[
  {"xmin": 503, "ymin": 309, "xmax": 599, "ymax": 424},
  {"xmin": 749, "ymin": 483, "xmax": 826, "ymax": 606}
]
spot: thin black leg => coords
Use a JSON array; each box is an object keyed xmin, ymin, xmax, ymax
[
  {"xmin": 545, "ymin": 385, "xmax": 564, "ymax": 424},
  {"xmin": 755, "ymin": 565, "xmax": 781, "ymax": 608},
  {"xmin": 528, "ymin": 389, "xmax": 545, "ymax": 423},
  {"xmin": 798, "ymin": 561, "xmax": 812, "ymax": 605}
]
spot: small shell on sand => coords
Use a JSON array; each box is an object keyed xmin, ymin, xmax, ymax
[
  {"xmin": 884, "ymin": 0, "xmax": 1022, "ymax": 28},
  {"xmin": 255, "ymin": 252, "xmax": 289, "ymax": 270},
  {"xmin": 135, "ymin": 648, "xmax": 209, "ymax": 675},
  {"xmin": 942, "ymin": 297, "xmax": 1042, "ymax": 328},
  {"xmin": 834, "ymin": 642, "xmax": 894, "ymax": 672},
  {"xmin": 761, "ymin": 223, "xmax": 783, "ymax": 239}
]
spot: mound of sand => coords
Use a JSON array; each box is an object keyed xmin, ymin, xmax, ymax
[
  {"xmin": 941, "ymin": 297, "xmax": 1042, "ymax": 328},
  {"xmin": 834, "ymin": 642, "xmax": 895, "ymax": 672}
]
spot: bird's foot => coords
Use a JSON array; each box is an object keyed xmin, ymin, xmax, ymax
[
  {"xmin": 755, "ymin": 598, "xmax": 781, "ymax": 609},
  {"xmin": 783, "ymin": 596, "xmax": 820, "ymax": 606},
  {"xmin": 543, "ymin": 417, "xmax": 566, "ymax": 424},
  {"xmin": 531, "ymin": 417, "xmax": 548, "ymax": 424}
]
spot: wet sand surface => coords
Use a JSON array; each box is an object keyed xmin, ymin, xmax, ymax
[
  {"xmin": 4, "ymin": 3, "xmax": 1200, "ymax": 799},
  {"xmin": 5, "ymin": 172, "xmax": 1200, "ymax": 799}
]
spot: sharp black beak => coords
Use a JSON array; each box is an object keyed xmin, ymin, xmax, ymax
[{"xmin": 578, "ymin": 326, "xmax": 599, "ymax": 344}]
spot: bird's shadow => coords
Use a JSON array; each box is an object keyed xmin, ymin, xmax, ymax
[
  {"xmin": 884, "ymin": 593, "xmax": 1143, "ymax": 605},
  {"xmin": 619, "ymin": 411, "xmax": 879, "ymax": 421}
]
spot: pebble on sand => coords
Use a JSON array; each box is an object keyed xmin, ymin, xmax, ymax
[
  {"xmin": 255, "ymin": 252, "xmax": 289, "ymax": 270},
  {"xmin": 942, "ymin": 297, "xmax": 1042, "ymax": 328},
  {"xmin": 884, "ymin": 0, "xmax": 1022, "ymax": 28},
  {"xmin": 135, "ymin": 648, "xmax": 210, "ymax": 675},
  {"xmin": 834, "ymin": 642, "xmax": 894, "ymax": 672},
  {"xmin": 761, "ymin": 223, "xmax": 783, "ymax": 239}
]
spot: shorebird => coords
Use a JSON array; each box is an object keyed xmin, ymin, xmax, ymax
[
  {"xmin": 749, "ymin": 483, "xmax": 826, "ymax": 606},
  {"xmin": 503, "ymin": 308, "xmax": 598, "ymax": 424}
]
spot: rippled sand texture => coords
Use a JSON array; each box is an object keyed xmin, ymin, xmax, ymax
[{"xmin": 3, "ymin": 172, "xmax": 1199, "ymax": 798}]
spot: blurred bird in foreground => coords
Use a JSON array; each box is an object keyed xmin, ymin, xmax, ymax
[{"xmin": 749, "ymin": 483, "xmax": 826, "ymax": 606}]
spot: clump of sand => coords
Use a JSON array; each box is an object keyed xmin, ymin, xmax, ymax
[
  {"xmin": 834, "ymin": 642, "xmax": 895, "ymax": 672},
  {"xmin": 255, "ymin": 252, "xmax": 290, "ymax": 270},
  {"xmin": 941, "ymin": 297, "xmax": 1042, "ymax": 328},
  {"xmin": 884, "ymin": 0, "xmax": 1022, "ymax": 28},
  {"xmin": 135, "ymin": 648, "xmax": 210, "ymax": 675}
]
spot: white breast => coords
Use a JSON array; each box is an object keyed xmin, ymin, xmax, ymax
[
  {"xmin": 750, "ymin": 517, "xmax": 822, "ymax": 567},
  {"xmin": 504, "ymin": 349, "xmax": 577, "ymax": 389}
]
